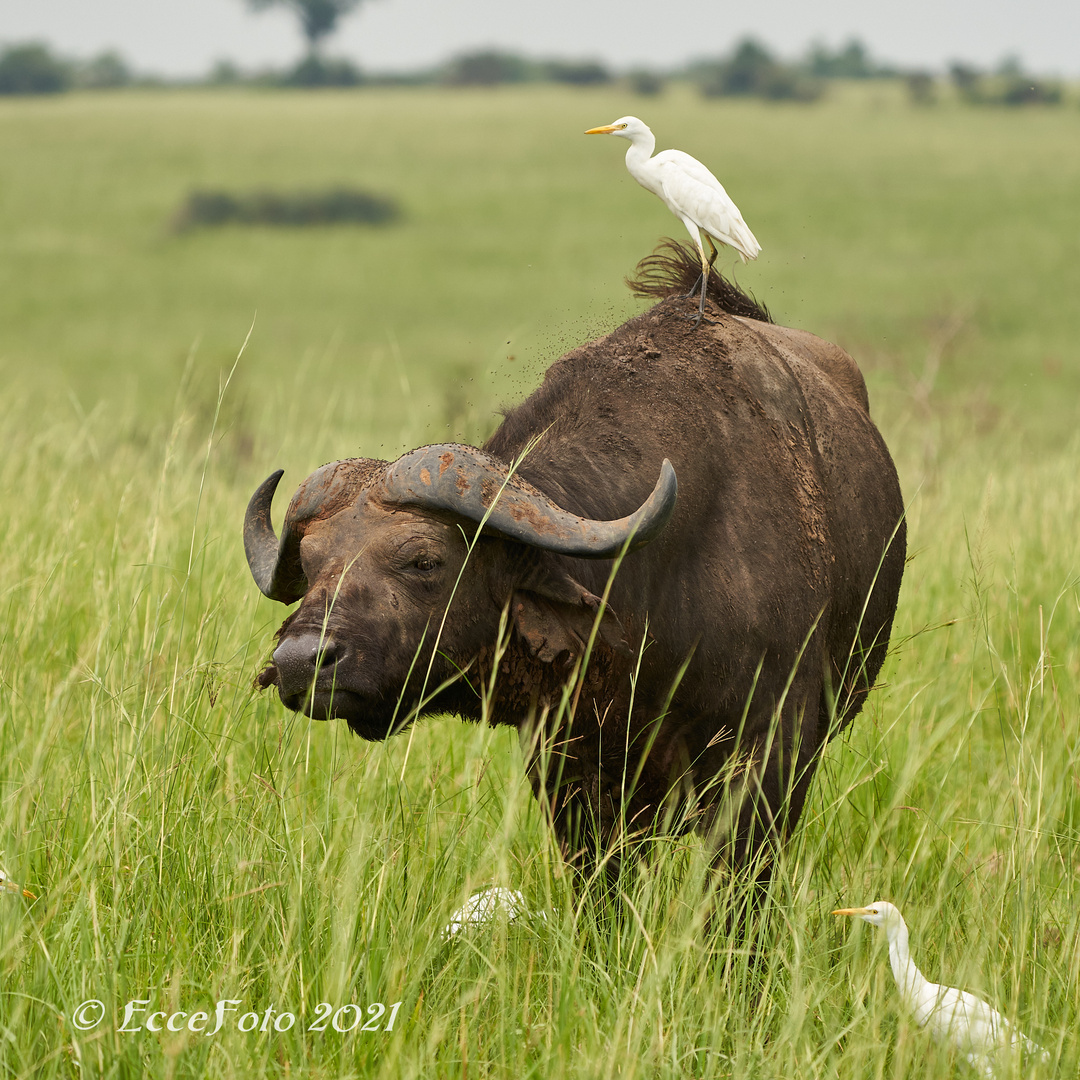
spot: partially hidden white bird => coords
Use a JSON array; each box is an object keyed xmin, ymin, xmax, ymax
[
  {"xmin": 441, "ymin": 886, "xmax": 546, "ymax": 941},
  {"xmin": 585, "ymin": 115, "xmax": 761, "ymax": 326},
  {"xmin": 833, "ymin": 901, "xmax": 1050, "ymax": 1077}
]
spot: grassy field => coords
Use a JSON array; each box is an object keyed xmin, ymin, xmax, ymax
[{"xmin": 0, "ymin": 84, "xmax": 1077, "ymax": 1078}]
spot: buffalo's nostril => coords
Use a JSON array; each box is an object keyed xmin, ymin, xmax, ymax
[{"xmin": 273, "ymin": 632, "xmax": 338, "ymax": 700}]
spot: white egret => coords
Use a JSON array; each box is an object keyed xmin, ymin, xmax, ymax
[
  {"xmin": 833, "ymin": 900, "xmax": 1050, "ymax": 1077},
  {"xmin": 441, "ymin": 886, "xmax": 545, "ymax": 941},
  {"xmin": 585, "ymin": 116, "xmax": 761, "ymax": 326}
]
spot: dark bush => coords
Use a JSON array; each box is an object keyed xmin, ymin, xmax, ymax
[
  {"xmin": 177, "ymin": 192, "xmax": 239, "ymax": 229},
  {"xmin": 948, "ymin": 60, "xmax": 1062, "ymax": 106},
  {"xmin": 0, "ymin": 43, "xmax": 71, "ymax": 95},
  {"xmin": 758, "ymin": 67, "xmax": 824, "ymax": 102},
  {"xmin": 905, "ymin": 72, "xmax": 937, "ymax": 105},
  {"xmin": 172, "ymin": 188, "xmax": 400, "ymax": 231},
  {"xmin": 998, "ymin": 76, "xmax": 1062, "ymax": 105}
]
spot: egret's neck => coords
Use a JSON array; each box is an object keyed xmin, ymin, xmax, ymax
[
  {"xmin": 623, "ymin": 129, "xmax": 657, "ymax": 184},
  {"xmin": 886, "ymin": 917, "xmax": 931, "ymax": 1008}
]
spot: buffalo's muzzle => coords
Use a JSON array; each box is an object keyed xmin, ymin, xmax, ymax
[{"xmin": 272, "ymin": 632, "xmax": 339, "ymax": 705}]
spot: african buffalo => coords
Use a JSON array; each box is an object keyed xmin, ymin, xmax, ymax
[{"xmin": 244, "ymin": 242, "xmax": 906, "ymax": 892}]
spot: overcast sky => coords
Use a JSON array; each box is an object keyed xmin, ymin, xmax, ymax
[{"xmin": 3, "ymin": 0, "xmax": 1078, "ymax": 78}]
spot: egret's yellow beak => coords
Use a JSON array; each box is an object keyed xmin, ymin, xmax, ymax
[
  {"xmin": 831, "ymin": 907, "xmax": 872, "ymax": 916},
  {"xmin": 585, "ymin": 124, "xmax": 619, "ymax": 135},
  {"xmin": 1, "ymin": 880, "xmax": 35, "ymax": 900}
]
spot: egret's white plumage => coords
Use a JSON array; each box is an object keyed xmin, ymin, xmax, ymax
[
  {"xmin": 833, "ymin": 900, "xmax": 1050, "ymax": 1077},
  {"xmin": 441, "ymin": 887, "xmax": 545, "ymax": 941},
  {"xmin": 585, "ymin": 115, "xmax": 761, "ymax": 324}
]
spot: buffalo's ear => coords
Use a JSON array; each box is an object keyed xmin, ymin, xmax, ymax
[{"xmin": 511, "ymin": 564, "xmax": 628, "ymax": 665}]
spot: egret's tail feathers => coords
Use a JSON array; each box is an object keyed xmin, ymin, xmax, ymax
[{"xmin": 725, "ymin": 220, "xmax": 761, "ymax": 263}]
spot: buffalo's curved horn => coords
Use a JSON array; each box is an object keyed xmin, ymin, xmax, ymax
[
  {"xmin": 244, "ymin": 470, "xmax": 305, "ymax": 603},
  {"xmin": 380, "ymin": 444, "xmax": 677, "ymax": 558},
  {"xmin": 244, "ymin": 459, "xmax": 362, "ymax": 603}
]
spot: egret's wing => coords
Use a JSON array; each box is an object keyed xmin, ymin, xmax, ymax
[
  {"xmin": 925, "ymin": 984, "xmax": 1009, "ymax": 1051},
  {"xmin": 654, "ymin": 151, "xmax": 761, "ymax": 261},
  {"xmin": 653, "ymin": 149, "xmax": 729, "ymax": 193},
  {"xmin": 923, "ymin": 982, "xmax": 1050, "ymax": 1068}
]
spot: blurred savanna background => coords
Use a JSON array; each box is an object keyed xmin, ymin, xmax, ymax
[{"xmin": 0, "ymin": 1, "xmax": 1078, "ymax": 1075}]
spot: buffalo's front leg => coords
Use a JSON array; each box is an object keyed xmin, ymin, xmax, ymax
[
  {"xmin": 703, "ymin": 690, "xmax": 824, "ymax": 913},
  {"xmin": 548, "ymin": 773, "xmax": 637, "ymax": 892},
  {"xmin": 521, "ymin": 732, "xmax": 631, "ymax": 893}
]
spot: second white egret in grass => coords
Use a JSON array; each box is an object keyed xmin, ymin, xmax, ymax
[
  {"xmin": 585, "ymin": 115, "xmax": 761, "ymax": 326},
  {"xmin": 833, "ymin": 900, "xmax": 1050, "ymax": 1077},
  {"xmin": 441, "ymin": 887, "xmax": 546, "ymax": 941}
]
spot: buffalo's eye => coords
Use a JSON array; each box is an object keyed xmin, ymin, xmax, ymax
[{"xmin": 393, "ymin": 536, "xmax": 448, "ymax": 578}]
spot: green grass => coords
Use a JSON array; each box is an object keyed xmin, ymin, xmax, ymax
[{"xmin": 0, "ymin": 84, "xmax": 1078, "ymax": 1078}]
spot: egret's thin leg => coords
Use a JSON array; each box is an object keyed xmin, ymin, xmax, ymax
[
  {"xmin": 705, "ymin": 234, "xmax": 720, "ymax": 270},
  {"xmin": 679, "ymin": 272, "xmax": 704, "ymax": 301},
  {"xmin": 678, "ymin": 221, "xmax": 706, "ymax": 300},
  {"xmin": 689, "ymin": 247, "xmax": 713, "ymax": 328}
]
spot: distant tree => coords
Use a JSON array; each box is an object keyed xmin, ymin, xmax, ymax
[
  {"xmin": 627, "ymin": 68, "xmax": 664, "ymax": 97},
  {"xmin": 284, "ymin": 53, "xmax": 363, "ymax": 86},
  {"xmin": 442, "ymin": 50, "xmax": 534, "ymax": 86},
  {"xmin": 0, "ymin": 43, "xmax": 71, "ymax": 95},
  {"xmin": 995, "ymin": 54, "xmax": 1023, "ymax": 77},
  {"xmin": 208, "ymin": 59, "xmax": 243, "ymax": 85},
  {"xmin": 245, "ymin": 0, "xmax": 366, "ymax": 54},
  {"xmin": 710, "ymin": 38, "xmax": 776, "ymax": 96},
  {"xmin": 73, "ymin": 50, "xmax": 132, "ymax": 89},
  {"xmin": 948, "ymin": 61, "xmax": 983, "ymax": 102},
  {"xmin": 696, "ymin": 39, "xmax": 822, "ymax": 102},
  {"xmin": 542, "ymin": 59, "xmax": 611, "ymax": 86},
  {"xmin": 807, "ymin": 38, "xmax": 881, "ymax": 79}
]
